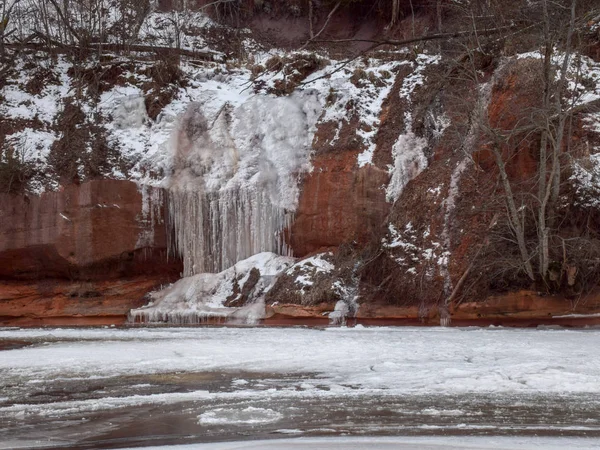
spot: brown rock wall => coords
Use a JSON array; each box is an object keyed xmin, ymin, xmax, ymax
[
  {"xmin": 0, "ymin": 179, "xmax": 181, "ymax": 325},
  {"xmin": 289, "ymin": 151, "xmax": 389, "ymax": 256},
  {"xmin": 0, "ymin": 277, "xmax": 159, "ymax": 326},
  {"xmin": 0, "ymin": 179, "xmax": 181, "ymax": 280},
  {"xmin": 261, "ymin": 290, "xmax": 600, "ymax": 327}
]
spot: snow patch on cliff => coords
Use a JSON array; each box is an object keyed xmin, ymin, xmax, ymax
[
  {"xmin": 303, "ymin": 56, "xmax": 404, "ymax": 167},
  {"xmin": 8, "ymin": 1, "xmax": 221, "ymax": 57},
  {"xmin": 98, "ymin": 64, "xmax": 255, "ymax": 185},
  {"xmin": 0, "ymin": 58, "xmax": 72, "ymax": 123},
  {"xmin": 0, "ymin": 57, "xmax": 73, "ymax": 193},
  {"xmin": 383, "ymin": 223, "xmax": 448, "ymax": 277},
  {"xmin": 384, "ymin": 53, "xmax": 440, "ymax": 202},
  {"xmin": 516, "ymin": 52, "xmax": 600, "ymax": 107},
  {"xmin": 285, "ymin": 252, "xmax": 334, "ymax": 293},
  {"xmin": 385, "ymin": 132, "xmax": 428, "ymax": 203},
  {"xmin": 400, "ymin": 53, "xmax": 441, "ymax": 129},
  {"xmin": 570, "ymin": 154, "xmax": 600, "ymax": 209}
]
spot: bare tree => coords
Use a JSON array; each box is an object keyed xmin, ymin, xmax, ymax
[
  {"xmin": 469, "ymin": 0, "xmax": 600, "ymax": 289},
  {"xmin": 0, "ymin": 0, "xmax": 21, "ymax": 58}
]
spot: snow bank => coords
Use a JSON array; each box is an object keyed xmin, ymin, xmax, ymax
[
  {"xmin": 120, "ymin": 436, "xmax": 600, "ymax": 450},
  {"xmin": 129, "ymin": 252, "xmax": 294, "ymax": 324}
]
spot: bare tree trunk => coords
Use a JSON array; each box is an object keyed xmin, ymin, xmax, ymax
[
  {"xmin": 300, "ymin": 1, "xmax": 340, "ymax": 50},
  {"xmin": 491, "ymin": 144, "xmax": 536, "ymax": 281},
  {"xmin": 0, "ymin": 1, "xmax": 6, "ymax": 58},
  {"xmin": 550, "ymin": 0, "xmax": 577, "ymax": 208},
  {"xmin": 48, "ymin": 0, "xmax": 82, "ymax": 45},
  {"xmin": 409, "ymin": 0, "xmax": 415, "ymax": 37},
  {"xmin": 538, "ymin": 129, "xmax": 549, "ymax": 278},
  {"xmin": 390, "ymin": 0, "xmax": 399, "ymax": 29},
  {"xmin": 308, "ymin": 0, "xmax": 314, "ymax": 39},
  {"xmin": 1, "ymin": 0, "xmax": 21, "ymax": 58},
  {"xmin": 537, "ymin": 1, "xmax": 553, "ymax": 280},
  {"xmin": 534, "ymin": 0, "xmax": 577, "ymax": 281}
]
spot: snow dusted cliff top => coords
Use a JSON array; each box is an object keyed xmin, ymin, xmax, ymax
[
  {"xmin": 0, "ymin": 4, "xmax": 443, "ymax": 199},
  {"xmin": 5, "ymin": 2, "xmax": 599, "ymax": 200}
]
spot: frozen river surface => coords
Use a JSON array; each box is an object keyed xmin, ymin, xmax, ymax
[{"xmin": 1, "ymin": 326, "xmax": 600, "ymax": 448}]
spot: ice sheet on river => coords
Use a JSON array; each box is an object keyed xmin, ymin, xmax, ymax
[{"xmin": 1, "ymin": 327, "xmax": 599, "ymax": 396}]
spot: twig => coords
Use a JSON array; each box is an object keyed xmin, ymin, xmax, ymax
[
  {"xmin": 314, "ymin": 24, "xmax": 518, "ymax": 47},
  {"xmin": 300, "ymin": 1, "xmax": 341, "ymax": 51}
]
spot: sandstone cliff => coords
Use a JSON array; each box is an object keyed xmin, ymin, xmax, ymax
[{"xmin": 1, "ymin": 0, "xmax": 600, "ymax": 325}]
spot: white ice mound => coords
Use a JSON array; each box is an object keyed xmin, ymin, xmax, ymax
[
  {"xmin": 129, "ymin": 252, "xmax": 295, "ymax": 325},
  {"xmin": 328, "ymin": 300, "xmax": 350, "ymax": 326},
  {"xmin": 166, "ymin": 91, "xmax": 322, "ymax": 275}
]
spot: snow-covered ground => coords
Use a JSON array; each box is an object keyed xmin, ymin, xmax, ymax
[
  {"xmin": 124, "ymin": 436, "xmax": 600, "ymax": 450},
  {"xmin": 1, "ymin": 327, "xmax": 600, "ymax": 447}
]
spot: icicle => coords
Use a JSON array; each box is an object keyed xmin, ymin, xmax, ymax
[
  {"xmin": 136, "ymin": 184, "xmax": 166, "ymax": 258},
  {"xmin": 166, "ymin": 187, "xmax": 294, "ymax": 276},
  {"xmin": 128, "ymin": 309, "xmax": 229, "ymax": 325}
]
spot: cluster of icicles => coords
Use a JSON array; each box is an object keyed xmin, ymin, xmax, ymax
[
  {"xmin": 134, "ymin": 185, "xmax": 294, "ymax": 324},
  {"xmin": 129, "ymin": 309, "xmax": 229, "ymax": 325},
  {"xmin": 167, "ymin": 187, "xmax": 293, "ymax": 277}
]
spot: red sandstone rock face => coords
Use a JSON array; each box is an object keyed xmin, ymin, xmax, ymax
[
  {"xmin": 262, "ymin": 289, "xmax": 600, "ymax": 327},
  {"xmin": 476, "ymin": 59, "xmax": 542, "ymax": 180},
  {"xmin": 0, "ymin": 179, "xmax": 181, "ymax": 280},
  {"xmin": 289, "ymin": 69, "xmax": 403, "ymax": 257},
  {"xmin": 0, "ymin": 180, "xmax": 181, "ymax": 325},
  {"xmin": 0, "ymin": 277, "xmax": 157, "ymax": 326},
  {"xmin": 290, "ymin": 152, "xmax": 389, "ymax": 256}
]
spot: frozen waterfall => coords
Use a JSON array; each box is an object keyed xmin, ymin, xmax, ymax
[
  {"xmin": 166, "ymin": 91, "xmax": 321, "ymax": 276},
  {"xmin": 167, "ymin": 188, "xmax": 294, "ymax": 274}
]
